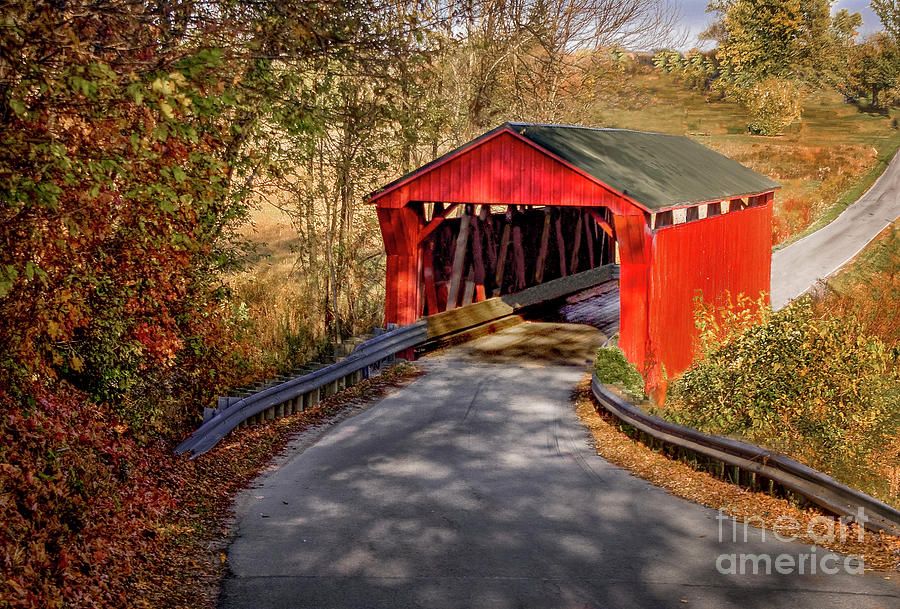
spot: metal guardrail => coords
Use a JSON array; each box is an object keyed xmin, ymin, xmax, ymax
[
  {"xmin": 175, "ymin": 321, "xmax": 428, "ymax": 457},
  {"xmin": 176, "ymin": 264, "xmax": 622, "ymax": 458},
  {"xmin": 591, "ymin": 375, "xmax": 900, "ymax": 534}
]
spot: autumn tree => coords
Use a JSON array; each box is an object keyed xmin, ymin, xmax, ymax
[
  {"xmin": 0, "ymin": 0, "xmax": 425, "ymax": 416},
  {"xmin": 863, "ymin": 0, "xmax": 900, "ymax": 106},
  {"xmin": 714, "ymin": 0, "xmax": 833, "ymax": 84},
  {"xmin": 0, "ymin": 2, "xmax": 439, "ymax": 602},
  {"xmin": 873, "ymin": 0, "xmax": 900, "ymax": 41},
  {"xmin": 821, "ymin": 8, "xmax": 864, "ymax": 97},
  {"xmin": 849, "ymin": 32, "xmax": 900, "ymax": 107},
  {"xmin": 251, "ymin": 4, "xmax": 445, "ymax": 343},
  {"xmin": 433, "ymin": 0, "xmax": 681, "ymax": 138}
]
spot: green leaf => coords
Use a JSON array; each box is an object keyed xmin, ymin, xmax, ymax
[
  {"xmin": 159, "ymin": 101, "xmax": 175, "ymax": 119},
  {"xmin": 9, "ymin": 98, "xmax": 25, "ymax": 117},
  {"xmin": 0, "ymin": 265, "xmax": 17, "ymax": 298},
  {"xmin": 127, "ymin": 82, "xmax": 145, "ymax": 105},
  {"xmin": 172, "ymin": 166, "xmax": 187, "ymax": 184}
]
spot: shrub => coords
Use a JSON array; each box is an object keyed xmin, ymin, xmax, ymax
[
  {"xmin": 666, "ymin": 297, "xmax": 900, "ymax": 499},
  {"xmin": 0, "ymin": 386, "xmax": 176, "ymax": 607},
  {"xmin": 595, "ymin": 346, "xmax": 644, "ymax": 396},
  {"xmin": 744, "ymin": 78, "xmax": 803, "ymax": 135}
]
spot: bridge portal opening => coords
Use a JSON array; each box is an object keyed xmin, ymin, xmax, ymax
[{"xmin": 418, "ymin": 204, "xmax": 615, "ymax": 315}]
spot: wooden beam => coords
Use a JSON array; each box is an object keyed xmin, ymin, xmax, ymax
[
  {"xmin": 471, "ymin": 212, "xmax": 487, "ymax": 302},
  {"xmin": 569, "ymin": 213, "xmax": 583, "ymax": 275},
  {"xmin": 423, "ymin": 241, "xmax": 438, "ymax": 315},
  {"xmin": 513, "ymin": 221, "xmax": 526, "ymax": 290},
  {"xmin": 534, "ymin": 208, "xmax": 552, "ymax": 283},
  {"xmin": 554, "ymin": 210, "xmax": 567, "ymax": 278},
  {"xmin": 446, "ymin": 208, "xmax": 471, "ymax": 310},
  {"xmin": 493, "ymin": 213, "xmax": 512, "ymax": 296},
  {"xmin": 417, "ymin": 203, "xmax": 460, "ymax": 244},
  {"xmin": 479, "ymin": 206, "xmax": 497, "ymax": 278},
  {"xmin": 586, "ymin": 208, "xmax": 615, "ymax": 238},
  {"xmin": 462, "ymin": 268, "xmax": 475, "ymax": 307},
  {"xmin": 585, "ymin": 211, "xmax": 595, "ymax": 268}
]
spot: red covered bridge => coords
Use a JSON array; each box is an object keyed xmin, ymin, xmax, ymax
[{"xmin": 367, "ymin": 123, "xmax": 779, "ymax": 383}]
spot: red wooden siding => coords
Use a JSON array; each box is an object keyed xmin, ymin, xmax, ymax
[
  {"xmin": 371, "ymin": 131, "xmax": 639, "ymax": 217},
  {"xmin": 645, "ymin": 199, "xmax": 773, "ymax": 384}
]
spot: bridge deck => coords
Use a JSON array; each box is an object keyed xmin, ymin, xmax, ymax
[{"xmin": 530, "ymin": 283, "xmax": 620, "ymax": 339}]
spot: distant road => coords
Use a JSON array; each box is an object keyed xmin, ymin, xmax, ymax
[{"xmin": 771, "ymin": 148, "xmax": 900, "ymax": 309}]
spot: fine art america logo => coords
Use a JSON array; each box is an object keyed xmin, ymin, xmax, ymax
[{"xmin": 714, "ymin": 510, "xmax": 868, "ymax": 576}]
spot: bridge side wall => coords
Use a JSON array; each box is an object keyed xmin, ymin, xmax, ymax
[{"xmin": 645, "ymin": 196, "xmax": 773, "ymax": 386}]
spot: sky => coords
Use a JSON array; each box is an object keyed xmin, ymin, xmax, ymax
[{"xmin": 678, "ymin": 0, "xmax": 884, "ymax": 49}]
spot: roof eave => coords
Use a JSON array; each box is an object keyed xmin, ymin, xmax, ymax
[{"xmin": 650, "ymin": 186, "xmax": 781, "ymax": 213}]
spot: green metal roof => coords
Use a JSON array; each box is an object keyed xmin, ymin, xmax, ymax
[{"xmin": 509, "ymin": 123, "xmax": 780, "ymax": 211}]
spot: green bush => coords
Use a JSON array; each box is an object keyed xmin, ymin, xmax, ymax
[
  {"xmin": 744, "ymin": 78, "xmax": 803, "ymax": 135},
  {"xmin": 595, "ymin": 346, "xmax": 644, "ymax": 395},
  {"xmin": 667, "ymin": 297, "xmax": 900, "ymax": 499}
]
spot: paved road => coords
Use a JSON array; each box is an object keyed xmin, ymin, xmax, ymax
[
  {"xmin": 220, "ymin": 323, "xmax": 899, "ymax": 609},
  {"xmin": 772, "ymin": 148, "xmax": 900, "ymax": 309}
]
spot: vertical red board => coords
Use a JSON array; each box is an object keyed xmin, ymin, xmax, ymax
[
  {"xmin": 614, "ymin": 213, "xmax": 653, "ymax": 374},
  {"xmin": 378, "ymin": 206, "xmax": 425, "ymax": 326}
]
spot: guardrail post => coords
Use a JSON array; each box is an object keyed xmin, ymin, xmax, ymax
[{"xmin": 275, "ymin": 402, "xmax": 285, "ymax": 418}]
